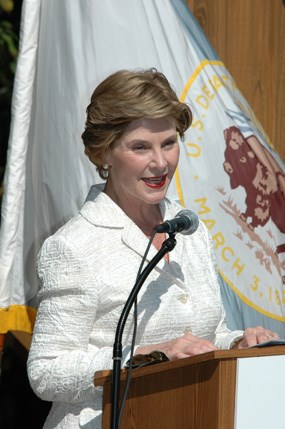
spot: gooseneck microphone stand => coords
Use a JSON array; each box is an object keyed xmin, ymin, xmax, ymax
[{"xmin": 110, "ymin": 234, "xmax": 177, "ymax": 429}]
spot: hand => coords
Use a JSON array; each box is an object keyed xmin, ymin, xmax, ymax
[
  {"xmin": 164, "ymin": 334, "xmax": 219, "ymax": 360},
  {"xmin": 135, "ymin": 333, "xmax": 219, "ymax": 361},
  {"xmin": 234, "ymin": 326, "xmax": 280, "ymax": 349}
]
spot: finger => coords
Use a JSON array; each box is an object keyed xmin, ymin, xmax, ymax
[
  {"xmin": 242, "ymin": 332, "xmax": 257, "ymax": 347},
  {"xmin": 185, "ymin": 342, "xmax": 218, "ymax": 356},
  {"xmin": 266, "ymin": 330, "xmax": 280, "ymax": 339},
  {"xmin": 243, "ymin": 327, "xmax": 280, "ymax": 346},
  {"xmin": 253, "ymin": 327, "xmax": 280, "ymax": 341}
]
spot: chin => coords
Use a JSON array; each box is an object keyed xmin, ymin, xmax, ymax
[{"xmin": 145, "ymin": 191, "xmax": 168, "ymax": 205}]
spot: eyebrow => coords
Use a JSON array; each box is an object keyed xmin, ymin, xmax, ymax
[{"xmin": 128, "ymin": 134, "xmax": 178, "ymax": 145}]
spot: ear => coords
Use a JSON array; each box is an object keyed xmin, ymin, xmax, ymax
[{"xmin": 102, "ymin": 150, "xmax": 112, "ymax": 166}]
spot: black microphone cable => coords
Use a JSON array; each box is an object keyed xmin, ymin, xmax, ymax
[
  {"xmin": 111, "ymin": 231, "xmax": 177, "ymax": 429},
  {"xmin": 118, "ymin": 229, "xmax": 156, "ymax": 426}
]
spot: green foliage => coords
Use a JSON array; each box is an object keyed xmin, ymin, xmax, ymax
[
  {"xmin": 0, "ymin": 14, "xmax": 18, "ymax": 102},
  {"xmin": 0, "ymin": 0, "xmax": 19, "ymax": 207}
]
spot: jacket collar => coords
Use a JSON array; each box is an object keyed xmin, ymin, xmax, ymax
[{"xmin": 79, "ymin": 184, "xmax": 178, "ymax": 265}]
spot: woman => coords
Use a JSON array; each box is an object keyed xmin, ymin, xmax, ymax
[{"xmin": 27, "ymin": 69, "xmax": 279, "ymax": 428}]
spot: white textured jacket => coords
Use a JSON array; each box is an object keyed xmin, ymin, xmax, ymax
[{"xmin": 27, "ymin": 184, "xmax": 243, "ymax": 428}]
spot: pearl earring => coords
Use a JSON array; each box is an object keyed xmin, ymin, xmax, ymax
[{"xmin": 101, "ymin": 164, "xmax": 109, "ymax": 179}]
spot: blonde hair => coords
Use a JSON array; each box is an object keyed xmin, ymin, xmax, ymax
[{"xmin": 81, "ymin": 68, "xmax": 192, "ymax": 179}]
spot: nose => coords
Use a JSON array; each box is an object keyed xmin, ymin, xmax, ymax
[{"xmin": 150, "ymin": 148, "xmax": 167, "ymax": 170}]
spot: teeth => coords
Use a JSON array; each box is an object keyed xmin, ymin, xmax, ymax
[{"xmin": 144, "ymin": 176, "xmax": 164, "ymax": 183}]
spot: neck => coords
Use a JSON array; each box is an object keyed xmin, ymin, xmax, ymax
[
  {"xmin": 103, "ymin": 185, "xmax": 163, "ymax": 236},
  {"xmin": 123, "ymin": 203, "xmax": 163, "ymax": 236},
  {"xmin": 131, "ymin": 207, "xmax": 162, "ymax": 236}
]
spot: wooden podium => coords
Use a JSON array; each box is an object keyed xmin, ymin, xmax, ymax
[{"xmin": 94, "ymin": 346, "xmax": 285, "ymax": 429}]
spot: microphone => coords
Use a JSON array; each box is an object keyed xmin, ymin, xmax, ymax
[{"xmin": 155, "ymin": 209, "xmax": 199, "ymax": 235}]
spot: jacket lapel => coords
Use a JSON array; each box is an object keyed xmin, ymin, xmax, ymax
[{"xmin": 80, "ymin": 185, "xmax": 186, "ymax": 286}]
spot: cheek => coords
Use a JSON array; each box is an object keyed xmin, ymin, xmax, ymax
[
  {"xmin": 169, "ymin": 147, "xmax": 180, "ymax": 169},
  {"xmin": 111, "ymin": 154, "xmax": 139, "ymax": 174},
  {"xmin": 119, "ymin": 158, "xmax": 146, "ymax": 181}
]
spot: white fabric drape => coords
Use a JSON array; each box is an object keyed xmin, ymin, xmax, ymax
[{"xmin": 1, "ymin": 0, "xmax": 284, "ymax": 335}]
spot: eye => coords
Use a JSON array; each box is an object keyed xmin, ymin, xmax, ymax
[
  {"xmin": 132, "ymin": 143, "xmax": 148, "ymax": 153},
  {"xmin": 162, "ymin": 139, "xmax": 177, "ymax": 150}
]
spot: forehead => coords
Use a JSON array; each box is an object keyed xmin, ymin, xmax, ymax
[{"xmin": 123, "ymin": 117, "xmax": 176, "ymax": 138}]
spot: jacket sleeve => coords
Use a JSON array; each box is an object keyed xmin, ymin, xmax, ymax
[
  {"xmin": 199, "ymin": 221, "xmax": 244, "ymax": 349},
  {"xmin": 27, "ymin": 233, "xmax": 128, "ymax": 403}
]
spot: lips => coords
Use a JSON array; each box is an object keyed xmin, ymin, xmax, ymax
[{"xmin": 142, "ymin": 175, "xmax": 167, "ymax": 188}]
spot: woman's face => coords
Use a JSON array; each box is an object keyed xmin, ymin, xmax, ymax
[{"xmin": 104, "ymin": 117, "xmax": 179, "ymax": 209}]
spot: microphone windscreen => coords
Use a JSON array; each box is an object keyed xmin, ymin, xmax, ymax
[{"xmin": 176, "ymin": 209, "xmax": 199, "ymax": 235}]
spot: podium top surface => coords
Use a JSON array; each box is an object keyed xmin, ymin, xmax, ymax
[{"xmin": 94, "ymin": 345, "xmax": 285, "ymax": 386}]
